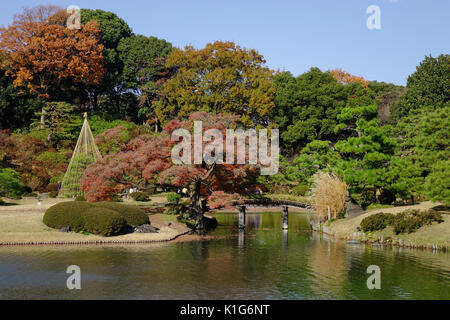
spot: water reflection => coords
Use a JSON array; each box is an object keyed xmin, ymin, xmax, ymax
[
  {"xmin": 282, "ymin": 230, "xmax": 288, "ymax": 249},
  {"xmin": 0, "ymin": 212, "xmax": 448, "ymax": 300}
]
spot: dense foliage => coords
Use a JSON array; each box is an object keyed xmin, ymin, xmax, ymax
[
  {"xmin": 0, "ymin": 5, "xmax": 447, "ymax": 224},
  {"xmin": 390, "ymin": 54, "xmax": 449, "ymax": 123},
  {"xmin": 157, "ymin": 41, "xmax": 276, "ymax": 127},
  {"xmin": 274, "ymin": 68, "xmax": 375, "ymax": 151}
]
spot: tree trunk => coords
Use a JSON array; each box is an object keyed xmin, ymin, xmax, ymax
[{"xmin": 189, "ymin": 179, "xmax": 205, "ymax": 229}]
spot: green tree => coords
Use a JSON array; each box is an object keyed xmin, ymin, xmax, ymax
[
  {"xmin": 390, "ymin": 54, "xmax": 450, "ymax": 122},
  {"xmin": 0, "ymin": 68, "xmax": 40, "ymax": 129},
  {"xmin": 393, "ymin": 106, "xmax": 450, "ymax": 204},
  {"xmin": 273, "ymin": 71, "xmax": 298, "ymax": 134},
  {"xmin": 334, "ymin": 105, "xmax": 396, "ymax": 208},
  {"xmin": 424, "ymin": 160, "xmax": 450, "ymax": 205},
  {"xmin": 285, "ymin": 140, "xmax": 339, "ymax": 185},
  {"xmin": 80, "ymin": 9, "xmax": 132, "ymax": 108},
  {"xmin": 118, "ymin": 35, "xmax": 173, "ymax": 127},
  {"xmin": 35, "ymin": 101, "xmax": 78, "ymax": 147},
  {"xmin": 276, "ymin": 68, "xmax": 375, "ymax": 151}
]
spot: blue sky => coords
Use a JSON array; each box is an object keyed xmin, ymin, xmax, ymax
[{"xmin": 1, "ymin": 0, "xmax": 449, "ymax": 85}]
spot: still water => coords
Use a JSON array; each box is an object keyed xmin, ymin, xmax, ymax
[{"xmin": 0, "ymin": 212, "xmax": 449, "ymax": 299}]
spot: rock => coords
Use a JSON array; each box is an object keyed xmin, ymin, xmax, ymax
[
  {"xmin": 134, "ymin": 224, "xmax": 159, "ymax": 234},
  {"xmin": 59, "ymin": 227, "xmax": 71, "ymax": 233}
]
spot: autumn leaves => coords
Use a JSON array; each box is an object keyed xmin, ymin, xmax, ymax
[{"xmin": 0, "ymin": 6, "xmax": 105, "ymax": 100}]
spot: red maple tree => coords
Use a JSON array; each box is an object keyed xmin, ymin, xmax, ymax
[{"xmin": 81, "ymin": 112, "xmax": 261, "ymax": 229}]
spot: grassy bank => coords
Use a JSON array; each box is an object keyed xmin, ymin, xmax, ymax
[
  {"xmin": 324, "ymin": 201, "xmax": 450, "ymax": 250},
  {"xmin": 0, "ymin": 198, "xmax": 190, "ymax": 246}
]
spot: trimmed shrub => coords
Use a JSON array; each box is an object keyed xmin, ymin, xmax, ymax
[
  {"xmin": 393, "ymin": 212, "xmax": 420, "ymax": 234},
  {"xmin": 167, "ymin": 192, "xmax": 181, "ymax": 204},
  {"xmin": 43, "ymin": 201, "xmax": 150, "ymax": 236},
  {"xmin": 421, "ymin": 210, "xmax": 444, "ymax": 225},
  {"xmin": 81, "ymin": 208, "xmax": 126, "ymax": 236},
  {"xmin": 361, "ymin": 213, "xmax": 395, "ymax": 232},
  {"xmin": 131, "ymin": 192, "xmax": 149, "ymax": 202},
  {"xmin": 92, "ymin": 202, "xmax": 150, "ymax": 226},
  {"xmin": 75, "ymin": 195, "xmax": 86, "ymax": 201},
  {"xmin": 43, "ymin": 201, "xmax": 92, "ymax": 232},
  {"xmin": 393, "ymin": 210, "xmax": 443, "ymax": 234}
]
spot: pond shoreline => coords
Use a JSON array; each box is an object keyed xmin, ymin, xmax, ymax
[
  {"xmin": 0, "ymin": 198, "xmax": 192, "ymax": 247},
  {"xmin": 321, "ymin": 201, "xmax": 450, "ymax": 252}
]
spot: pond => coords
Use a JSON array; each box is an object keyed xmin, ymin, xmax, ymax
[{"xmin": 0, "ymin": 212, "xmax": 448, "ymax": 299}]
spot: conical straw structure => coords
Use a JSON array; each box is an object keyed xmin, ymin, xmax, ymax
[{"xmin": 59, "ymin": 113, "xmax": 102, "ymax": 198}]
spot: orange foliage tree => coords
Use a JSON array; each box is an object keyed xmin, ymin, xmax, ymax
[
  {"xmin": 0, "ymin": 6, "xmax": 105, "ymax": 100},
  {"xmin": 329, "ymin": 68, "xmax": 369, "ymax": 88}
]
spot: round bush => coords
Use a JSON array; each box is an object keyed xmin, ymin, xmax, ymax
[
  {"xmin": 81, "ymin": 208, "xmax": 126, "ymax": 237},
  {"xmin": 393, "ymin": 210, "xmax": 443, "ymax": 234},
  {"xmin": 360, "ymin": 212, "xmax": 395, "ymax": 232},
  {"xmin": 92, "ymin": 202, "xmax": 150, "ymax": 226},
  {"xmin": 43, "ymin": 201, "xmax": 92, "ymax": 232},
  {"xmin": 43, "ymin": 201, "xmax": 150, "ymax": 236}
]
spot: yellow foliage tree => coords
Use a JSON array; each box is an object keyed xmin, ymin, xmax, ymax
[{"xmin": 155, "ymin": 41, "xmax": 276, "ymax": 127}]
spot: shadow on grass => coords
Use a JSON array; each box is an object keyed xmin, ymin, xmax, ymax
[
  {"xmin": 0, "ymin": 198, "xmax": 20, "ymax": 206},
  {"xmin": 432, "ymin": 205, "xmax": 450, "ymax": 214}
]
